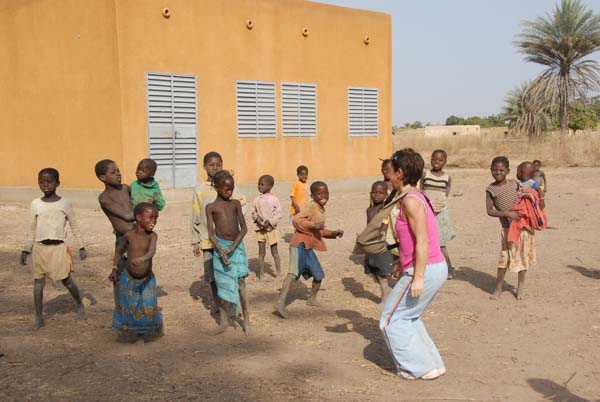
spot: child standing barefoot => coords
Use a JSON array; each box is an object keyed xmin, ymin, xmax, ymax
[
  {"xmin": 95, "ymin": 159, "xmax": 135, "ymax": 285},
  {"xmin": 364, "ymin": 181, "xmax": 394, "ymax": 302},
  {"xmin": 485, "ymin": 156, "xmax": 523, "ymax": 300},
  {"xmin": 110, "ymin": 202, "xmax": 163, "ymax": 340},
  {"xmin": 532, "ymin": 160, "xmax": 547, "ymax": 194},
  {"xmin": 20, "ymin": 168, "xmax": 87, "ymax": 330},
  {"xmin": 251, "ymin": 175, "xmax": 282, "ymax": 281},
  {"xmin": 289, "ymin": 165, "xmax": 309, "ymax": 220},
  {"xmin": 274, "ymin": 181, "xmax": 343, "ymax": 318},
  {"xmin": 421, "ymin": 150, "xmax": 456, "ymax": 279},
  {"xmin": 206, "ymin": 171, "xmax": 250, "ymax": 334},
  {"xmin": 191, "ymin": 152, "xmax": 247, "ymax": 315}
]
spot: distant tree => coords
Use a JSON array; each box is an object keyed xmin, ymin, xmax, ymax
[
  {"xmin": 515, "ymin": 0, "xmax": 600, "ymax": 135},
  {"xmin": 410, "ymin": 121, "xmax": 424, "ymax": 129},
  {"xmin": 486, "ymin": 114, "xmax": 508, "ymax": 127},
  {"xmin": 590, "ymin": 96, "xmax": 600, "ymax": 119},
  {"xmin": 464, "ymin": 116, "xmax": 487, "ymax": 127},
  {"xmin": 503, "ymin": 81, "xmax": 554, "ymax": 138},
  {"xmin": 403, "ymin": 122, "xmax": 411, "ymax": 128},
  {"xmin": 445, "ymin": 115, "xmax": 465, "ymax": 125},
  {"xmin": 569, "ymin": 100, "xmax": 599, "ymax": 131}
]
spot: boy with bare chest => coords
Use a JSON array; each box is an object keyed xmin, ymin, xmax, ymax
[
  {"xmin": 110, "ymin": 202, "xmax": 163, "ymax": 339},
  {"xmin": 206, "ymin": 171, "xmax": 250, "ymax": 334},
  {"xmin": 95, "ymin": 159, "xmax": 134, "ymax": 280}
]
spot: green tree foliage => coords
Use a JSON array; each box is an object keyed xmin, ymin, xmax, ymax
[
  {"xmin": 409, "ymin": 121, "xmax": 424, "ymax": 129},
  {"xmin": 515, "ymin": 0, "xmax": 600, "ymax": 134},
  {"xmin": 445, "ymin": 114, "xmax": 506, "ymax": 128},
  {"xmin": 503, "ymin": 81, "xmax": 554, "ymax": 138},
  {"xmin": 569, "ymin": 100, "xmax": 599, "ymax": 131}
]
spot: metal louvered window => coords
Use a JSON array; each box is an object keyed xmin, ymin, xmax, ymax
[
  {"xmin": 146, "ymin": 72, "xmax": 198, "ymax": 188},
  {"xmin": 281, "ymin": 83, "xmax": 317, "ymax": 137},
  {"xmin": 236, "ymin": 81, "xmax": 277, "ymax": 138},
  {"xmin": 348, "ymin": 87, "xmax": 379, "ymax": 137}
]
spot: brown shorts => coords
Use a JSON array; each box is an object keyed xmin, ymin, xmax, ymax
[{"xmin": 32, "ymin": 242, "xmax": 73, "ymax": 281}]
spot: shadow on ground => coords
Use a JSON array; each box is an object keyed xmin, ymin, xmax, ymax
[
  {"xmin": 325, "ymin": 309, "xmax": 393, "ymax": 372},
  {"xmin": 341, "ymin": 277, "xmax": 380, "ymax": 304},
  {"xmin": 527, "ymin": 378, "xmax": 598, "ymax": 402},
  {"xmin": 567, "ymin": 265, "xmax": 600, "ymax": 279},
  {"xmin": 455, "ymin": 266, "xmax": 516, "ymax": 297}
]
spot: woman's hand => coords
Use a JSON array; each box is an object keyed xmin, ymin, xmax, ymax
[{"xmin": 410, "ymin": 275, "xmax": 424, "ymax": 298}]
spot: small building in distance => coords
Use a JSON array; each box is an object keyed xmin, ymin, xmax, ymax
[
  {"xmin": 424, "ymin": 125, "xmax": 481, "ymax": 137},
  {"xmin": 1, "ymin": 0, "xmax": 391, "ymax": 190}
]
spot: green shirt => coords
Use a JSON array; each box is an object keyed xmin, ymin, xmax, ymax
[{"xmin": 130, "ymin": 179, "xmax": 165, "ymax": 211}]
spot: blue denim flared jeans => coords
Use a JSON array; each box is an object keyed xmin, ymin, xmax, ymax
[{"xmin": 379, "ymin": 261, "xmax": 447, "ymax": 377}]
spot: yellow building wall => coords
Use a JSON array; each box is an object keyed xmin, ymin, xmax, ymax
[
  {"xmin": 1, "ymin": 0, "xmax": 391, "ymax": 189},
  {"xmin": 0, "ymin": 0, "xmax": 125, "ymax": 189},
  {"xmin": 115, "ymin": 0, "xmax": 392, "ymax": 186}
]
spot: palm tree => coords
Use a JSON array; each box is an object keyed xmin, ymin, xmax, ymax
[
  {"xmin": 503, "ymin": 81, "xmax": 554, "ymax": 139},
  {"xmin": 515, "ymin": 0, "xmax": 600, "ymax": 134}
]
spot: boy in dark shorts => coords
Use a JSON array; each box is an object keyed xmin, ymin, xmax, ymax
[
  {"xmin": 110, "ymin": 202, "xmax": 163, "ymax": 340},
  {"xmin": 206, "ymin": 171, "xmax": 250, "ymax": 334},
  {"xmin": 364, "ymin": 181, "xmax": 394, "ymax": 303},
  {"xmin": 274, "ymin": 181, "xmax": 344, "ymax": 319}
]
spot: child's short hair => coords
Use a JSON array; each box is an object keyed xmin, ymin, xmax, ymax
[
  {"xmin": 432, "ymin": 149, "xmax": 447, "ymax": 159},
  {"xmin": 297, "ymin": 165, "xmax": 308, "ymax": 175},
  {"xmin": 134, "ymin": 202, "xmax": 158, "ymax": 219},
  {"xmin": 532, "ymin": 159, "xmax": 541, "ymax": 165},
  {"xmin": 371, "ymin": 181, "xmax": 387, "ymax": 191},
  {"xmin": 213, "ymin": 170, "xmax": 233, "ymax": 187},
  {"xmin": 391, "ymin": 148, "xmax": 424, "ymax": 186},
  {"xmin": 203, "ymin": 151, "xmax": 222, "ymax": 166},
  {"xmin": 139, "ymin": 158, "xmax": 158, "ymax": 174},
  {"xmin": 38, "ymin": 167, "xmax": 59, "ymax": 182},
  {"xmin": 310, "ymin": 181, "xmax": 327, "ymax": 195},
  {"xmin": 259, "ymin": 174, "xmax": 274, "ymax": 186},
  {"xmin": 95, "ymin": 159, "xmax": 115, "ymax": 178},
  {"xmin": 491, "ymin": 156, "xmax": 509, "ymax": 169},
  {"xmin": 381, "ymin": 159, "xmax": 392, "ymax": 167}
]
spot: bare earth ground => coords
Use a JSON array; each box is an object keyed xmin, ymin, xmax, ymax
[{"xmin": 1, "ymin": 168, "xmax": 599, "ymax": 402}]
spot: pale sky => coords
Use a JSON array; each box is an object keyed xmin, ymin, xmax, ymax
[{"xmin": 311, "ymin": 0, "xmax": 600, "ymax": 126}]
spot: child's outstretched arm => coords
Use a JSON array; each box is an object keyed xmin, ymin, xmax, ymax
[{"xmin": 486, "ymin": 192, "xmax": 520, "ymax": 220}]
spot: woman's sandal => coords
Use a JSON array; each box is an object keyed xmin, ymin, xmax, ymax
[{"xmin": 421, "ymin": 367, "xmax": 447, "ymax": 380}]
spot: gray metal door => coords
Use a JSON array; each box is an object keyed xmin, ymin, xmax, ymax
[{"xmin": 146, "ymin": 73, "xmax": 198, "ymax": 188}]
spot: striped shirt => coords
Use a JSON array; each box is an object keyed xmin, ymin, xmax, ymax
[
  {"xmin": 486, "ymin": 180, "xmax": 518, "ymax": 227},
  {"xmin": 422, "ymin": 170, "xmax": 449, "ymax": 213}
]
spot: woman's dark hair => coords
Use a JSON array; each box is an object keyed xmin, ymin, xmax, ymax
[
  {"xmin": 39, "ymin": 167, "xmax": 60, "ymax": 182},
  {"xmin": 491, "ymin": 156, "xmax": 509, "ymax": 169},
  {"xmin": 203, "ymin": 151, "xmax": 222, "ymax": 166},
  {"xmin": 391, "ymin": 148, "xmax": 424, "ymax": 186}
]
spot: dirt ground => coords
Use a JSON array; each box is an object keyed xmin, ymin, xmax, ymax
[{"xmin": 1, "ymin": 168, "xmax": 599, "ymax": 402}]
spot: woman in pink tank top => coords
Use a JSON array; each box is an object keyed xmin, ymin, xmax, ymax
[{"xmin": 379, "ymin": 148, "xmax": 448, "ymax": 380}]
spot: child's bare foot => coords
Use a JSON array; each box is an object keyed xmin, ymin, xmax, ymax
[
  {"xmin": 516, "ymin": 287, "xmax": 526, "ymax": 300},
  {"xmin": 211, "ymin": 322, "xmax": 229, "ymax": 335},
  {"xmin": 273, "ymin": 302, "xmax": 289, "ymax": 319},
  {"xmin": 490, "ymin": 289, "xmax": 502, "ymax": 300},
  {"xmin": 306, "ymin": 297, "xmax": 320, "ymax": 307},
  {"xmin": 76, "ymin": 304, "xmax": 87, "ymax": 320},
  {"xmin": 242, "ymin": 319, "xmax": 251, "ymax": 335},
  {"xmin": 32, "ymin": 317, "xmax": 44, "ymax": 331}
]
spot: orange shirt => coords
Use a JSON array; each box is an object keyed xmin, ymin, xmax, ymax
[{"xmin": 289, "ymin": 180, "xmax": 310, "ymax": 215}]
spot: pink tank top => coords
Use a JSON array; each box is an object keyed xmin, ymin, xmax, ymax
[{"xmin": 396, "ymin": 191, "xmax": 445, "ymax": 270}]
